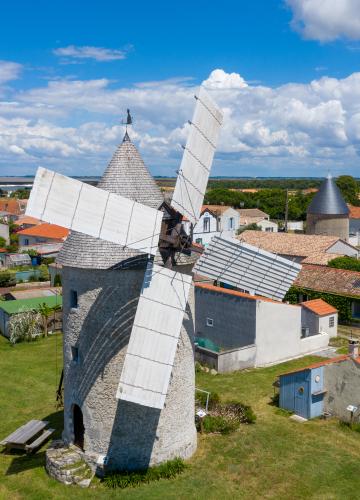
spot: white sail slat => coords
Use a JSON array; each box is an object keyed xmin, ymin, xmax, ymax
[
  {"xmin": 116, "ymin": 262, "xmax": 192, "ymax": 409},
  {"xmin": 26, "ymin": 167, "xmax": 162, "ymax": 256},
  {"xmin": 194, "ymin": 235, "xmax": 302, "ymax": 301},
  {"xmin": 171, "ymin": 87, "xmax": 223, "ymax": 224}
]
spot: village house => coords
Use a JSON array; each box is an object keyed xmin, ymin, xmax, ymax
[
  {"xmin": 238, "ymin": 230, "xmax": 358, "ymax": 265},
  {"xmin": 14, "ymin": 215, "xmax": 41, "ymax": 230},
  {"xmin": 0, "ymin": 198, "xmax": 27, "ymax": 216},
  {"xmin": 194, "ymin": 283, "xmax": 336, "ymax": 372},
  {"xmin": 17, "ymin": 223, "xmax": 69, "ymax": 257},
  {"xmin": 292, "ymin": 265, "xmax": 360, "ymax": 322},
  {"xmin": 182, "ymin": 205, "xmax": 240, "ymax": 246},
  {"xmin": 236, "ymin": 208, "xmax": 278, "ymax": 232},
  {"xmin": 348, "ymin": 204, "xmax": 360, "ymax": 246},
  {"xmin": 279, "ymin": 346, "xmax": 360, "ymax": 421}
]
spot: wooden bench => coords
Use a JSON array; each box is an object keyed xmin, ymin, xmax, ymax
[
  {"xmin": 25, "ymin": 428, "xmax": 54, "ymax": 454},
  {"xmin": 1, "ymin": 419, "xmax": 54, "ymax": 454}
]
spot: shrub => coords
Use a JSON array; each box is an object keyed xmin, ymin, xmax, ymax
[
  {"xmin": 197, "ymin": 400, "xmax": 256, "ymax": 434},
  {"xmin": 0, "ymin": 270, "xmax": 16, "ymax": 287},
  {"xmin": 201, "ymin": 414, "xmax": 239, "ymax": 434},
  {"xmin": 54, "ymin": 274, "xmax": 62, "ymax": 287},
  {"xmin": 38, "ymin": 264, "xmax": 50, "ymax": 282},
  {"xmin": 41, "ymin": 257, "xmax": 55, "ymax": 266},
  {"xmin": 196, "ymin": 390, "xmax": 220, "ymax": 410},
  {"xmin": 103, "ymin": 457, "xmax": 186, "ymax": 489},
  {"xmin": 329, "ymin": 256, "xmax": 360, "ymax": 272},
  {"xmin": 8, "ymin": 311, "xmax": 42, "ymax": 344}
]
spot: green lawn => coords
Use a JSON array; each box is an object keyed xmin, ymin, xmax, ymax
[{"xmin": 1, "ymin": 335, "xmax": 360, "ymax": 499}]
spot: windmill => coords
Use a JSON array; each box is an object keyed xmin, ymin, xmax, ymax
[{"xmin": 26, "ymin": 87, "xmax": 223, "ymax": 471}]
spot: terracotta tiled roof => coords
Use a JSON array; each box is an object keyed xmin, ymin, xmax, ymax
[
  {"xmin": 301, "ymin": 298, "xmax": 338, "ymax": 316},
  {"xmin": 348, "ymin": 204, "xmax": 360, "ymax": 219},
  {"xmin": 14, "ymin": 215, "xmax": 41, "ymax": 226},
  {"xmin": 236, "ymin": 208, "xmax": 269, "ymax": 218},
  {"xmin": 281, "ymin": 355, "xmax": 360, "ymax": 375},
  {"xmin": 17, "ymin": 223, "xmax": 69, "ymax": 240},
  {"xmin": 295, "ymin": 264, "xmax": 360, "ymax": 298},
  {"xmin": 238, "ymin": 230, "xmax": 354, "ymax": 265},
  {"xmin": 0, "ymin": 198, "xmax": 27, "ymax": 215},
  {"xmin": 195, "ymin": 282, "xmax": 299, "ymax": 306},
  {"xmin": 202, "ymin": 205, "xmax": 232, "ymax": 215},
  {"xmin": 301, "ymin": 253, "xmax": 343, "ymax": 265}
]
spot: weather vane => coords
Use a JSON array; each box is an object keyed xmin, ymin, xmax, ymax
[{"xmin": 122, "ymin": 108, "xmax": 133, "ymax": 130}]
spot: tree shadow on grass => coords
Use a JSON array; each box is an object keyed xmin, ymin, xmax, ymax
[{"xmin": 4, "ymin": 409, "xmax": 63, "ymax": 476}]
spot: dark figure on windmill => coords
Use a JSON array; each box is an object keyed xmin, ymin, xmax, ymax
[{"xmin": 126, "ymin": 109, "xmax": 132, "ymax": 126}]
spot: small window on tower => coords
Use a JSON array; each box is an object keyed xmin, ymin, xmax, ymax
[
  {"xmin": 70, "ymin": 290, "xmax": 78, "ymax": 309},
  {"xmin": 206, "ymin": 317, "xmax": 214, "ymax": 327},
  {"xmin": 71, "ymin": 346, "xmax": 79, "ymax": 363}
]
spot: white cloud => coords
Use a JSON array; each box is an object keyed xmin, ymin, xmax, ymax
[
  {"xmin": 53, "ymin": 45, "xmax": 131, "ymax": 62},
  {"xmin": 286, "ymin": 0, "xmax": 360, "ymax": 42},
  {"xmin": 0, "ymin": 60, "xmax": 22, "ymax": 84},
  {"xmin": 203, "ymin": 69, "xmax": 248, "ymax": 89},
  {"xmin": 1, "ymin": 68, "xmax": 360, "ymax": 176}
]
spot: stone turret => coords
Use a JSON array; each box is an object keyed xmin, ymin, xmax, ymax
[
  {"xmin": 306, "ymin": 174, "xmax": 349, "ymax": 241},
  {"xmin": 57, "ymin": 132, "xmax": 197, "ymax": 473}
]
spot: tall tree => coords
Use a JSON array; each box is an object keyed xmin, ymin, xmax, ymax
[{"xmin": 336, "ymin": 175, "xmax": 360, "ymax": 206}]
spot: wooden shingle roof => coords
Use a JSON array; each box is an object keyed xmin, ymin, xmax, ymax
[{"xmin": 57, "ymin": 133, "xmax": 164, "ymax": 269}]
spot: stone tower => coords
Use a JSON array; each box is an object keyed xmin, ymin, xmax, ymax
[
  {"xmin": 57, "ymin": 132, "xmax": 197, "ymax": 472},
  {"xmin": 306, "ymin": 174, "xmax": 349, "ymax": 241}
]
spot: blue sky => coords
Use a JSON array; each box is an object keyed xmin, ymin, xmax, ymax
[{"xmin": 0, "ymin": 0, "xmax": 360, "ymax": 177}]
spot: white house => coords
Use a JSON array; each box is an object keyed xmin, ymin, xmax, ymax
[
  {"xmin": 287, "ymin": 220, "xmax": 304, "ymax": 231},
  {"xmin": 194, "ymin": 283, "xmax": 336, "ymax": 372},
  {"xmin": 183, "ymin": 205, "xmax": 240, "ymax": 246},
  {"xmin": 256, "ymin": 219, "xmax": 278, "ymax": 233},
  {"xmin": 237, "ymin": 208, "xmax": 278, "ymax": 232}
]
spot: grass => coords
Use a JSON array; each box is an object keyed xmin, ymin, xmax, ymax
[{"xmin": 1, "ymin": 336, "xmax": 360, "ymax": 498}]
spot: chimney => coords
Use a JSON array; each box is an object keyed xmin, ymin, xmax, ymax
[{"xmin": 348, "ymin": 339, "xmax": 359, "ymax": 359}]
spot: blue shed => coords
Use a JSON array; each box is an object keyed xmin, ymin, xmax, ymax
[{"xmin": 279, "ymin": 365, "xmax": 326, "ymax": 419}]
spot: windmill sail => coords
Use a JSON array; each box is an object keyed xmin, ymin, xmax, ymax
[
  {"xmin": 194, "ymin": 235, "xmax": 302, "ymax": 301},
  {"xmin": 171, "ymin": 87, "xmax": 223, "ymax": 225},
  {"xmin": 116, "ymin": 261, "xmax": 192, "ymax": 409},
  {"xmin": 26, "ymin": 167, "xmax": 163, "ymax": 256}
]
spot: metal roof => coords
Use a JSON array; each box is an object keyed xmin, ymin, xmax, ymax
[
  {"xmin": 307, "ymin": 175, "xmax": 349, "ymax": 216},
  {"xmin": 57, "ymin": 132, "xmax": 164, "ymax": 269},
  {"xmin": 0, "ymin": 295, "xmax": 62, "ymax": 315},
  {"xmin": 193, "ymin": 234, "xmax": 302, "ymax": 301}
]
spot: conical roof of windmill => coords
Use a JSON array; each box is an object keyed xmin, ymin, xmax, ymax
[
  {"xmin": 57, "ymin": 131, "xmax": 164, "ymax": 269},
  {"xmin": 307, "ymin": 174, "xmax": 349, "ymax": 216}
]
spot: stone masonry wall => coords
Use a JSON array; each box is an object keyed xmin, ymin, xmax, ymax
[{"xmin": 62, "ymin": 265, "xmax": 196, "ymax": 471}]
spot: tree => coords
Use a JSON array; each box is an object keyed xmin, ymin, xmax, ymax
[
  {"xmin": 336, "ymin": 175, "xmax": 360, "ymax": 206},
  {"xmin": 37, "ymin": 303, "xmax": 53, "ymax": 337},
  {"xmin": 10, "ymin": 188, "xmax": 31, "ymax": 199},
  {"xmin": 0, "ymin": 236, "xmax": 7, "ymax": 248}
]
